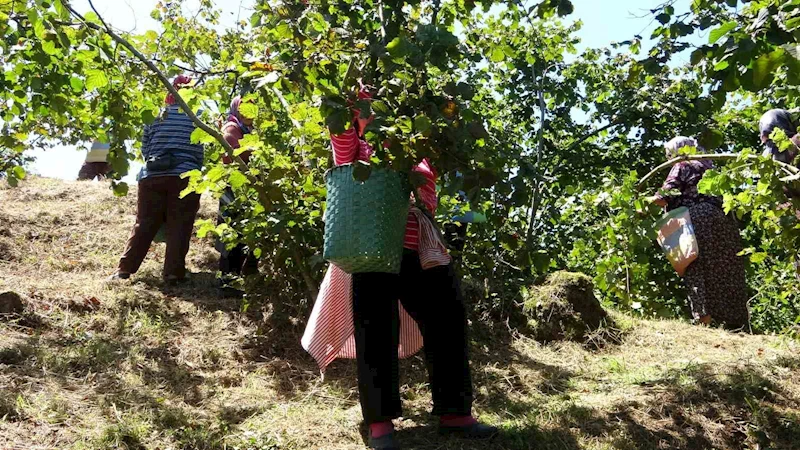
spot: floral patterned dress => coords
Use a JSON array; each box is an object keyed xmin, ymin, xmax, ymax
[{"xmin": 657, "ymin": 160, "xmax": 749, "ymax": 329}]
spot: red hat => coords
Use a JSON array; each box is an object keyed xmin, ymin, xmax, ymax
[{"xmin": 165, "ymin": 75, "xmax": 193, "ymax": 105}]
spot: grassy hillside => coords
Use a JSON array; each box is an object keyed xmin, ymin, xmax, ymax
[{"xmin": 1, "ymin": 177, "xmax": 799, "ymax": 450}]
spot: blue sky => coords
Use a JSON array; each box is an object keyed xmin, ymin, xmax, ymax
[{"xmin": 29, "ymin": 0, "xmax": 698, "ymax": 182}]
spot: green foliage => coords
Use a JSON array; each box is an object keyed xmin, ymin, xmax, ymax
[
  {"xmin": 565, "ymin": 173, "xmax": 685, "ymax": 318},
  {"xmin": 698, "ymin": 151, "xmax": 800, "ymax": 332},
  {"xmin": 4, "ymin": 0, "xmax": 800, "ymax": 333}
]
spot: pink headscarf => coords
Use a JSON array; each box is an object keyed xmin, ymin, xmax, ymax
[
  {"xmin": 227, "ymin": 96, "xmax": 252, "ymax": 133},
  {"xmin": 165, "ymin": 75, "xmax": 192, "ymax": 106}
]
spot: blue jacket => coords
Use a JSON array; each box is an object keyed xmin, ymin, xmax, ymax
[{"xmin": 138, "ymin": 105, "xmax": 204, "ymax": 180}]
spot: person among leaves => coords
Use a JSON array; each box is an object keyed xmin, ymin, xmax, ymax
[
  {"xmin": 759, "ymin": 109, "xmax": 800, "ymax": 166},
  {"xmin": 759, "ymin": 109, "xmax": 800, "ymax": 199},
  {"xmin": 77, "ymin": 140, "xmax": 112, "ymax": 180},
  {"xmin": 108, "ymin": 75, "xmax": 204, "ymax": 285},
  {"xmin": 759, "ymin": 109, "xmax": 800, "ymax": 279},
  {"xmin": 648, "ymin": 136, "xmax": 749, "ymax": 329},
  {"xmin": 302, "ymin": 86, "xmax": 498, "ymax": 450},
  {"xmin": 217, "ymin": 96, "xmax": 258, "ymax": 292}
]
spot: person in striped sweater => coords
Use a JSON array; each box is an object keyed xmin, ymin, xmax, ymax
[
  {"xmin": 108, "ymin": 76, "xmax": 204, "ymax": 285},
  {"xmin": 326, "ymin": 88, "xmax": 497, "ymax": 449},
  {"xmin": 77, "ymin": 140, "xmax": 111, "ymax": 180}
]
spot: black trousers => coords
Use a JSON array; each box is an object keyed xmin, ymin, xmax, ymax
[
  {"xmin": 352, "ymin": 250, "xmax": 473, "ymax": 424},
  {"xmin": 217, "ymin": 190, "xmax": 258, "ymax": 277},
  {"xmin": 219, "ymin": 244, "xmax": 258, "ymax": 276}
]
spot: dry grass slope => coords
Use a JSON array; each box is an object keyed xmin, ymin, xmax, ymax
[{"xmin": 1, "ymin": 177, "xmax": 799, "ymax": 450}]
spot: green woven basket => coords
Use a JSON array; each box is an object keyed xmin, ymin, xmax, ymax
[{"xmin": 324, "ymin": 164, "xmax": 411, "ymax": 274}]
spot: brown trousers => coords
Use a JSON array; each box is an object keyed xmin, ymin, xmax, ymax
[
  {"xmin": 78, "ymin": 162, "xmax": 111, "ymax": 180},
  {"xmin": 118, "ymin": 176, "xmax": 201, "ymax": 279}
]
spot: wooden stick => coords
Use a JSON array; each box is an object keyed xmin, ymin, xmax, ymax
[{"xmin": 636, "ymin": 153, "xmax": 800, "ymax": 191}]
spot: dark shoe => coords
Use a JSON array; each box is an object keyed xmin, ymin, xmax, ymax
[
  {"xmin": 438, "ymin": 422, "xmax": 499, "ymax": 439},
  {"xmin": 368, "ymin": 432, "xmax": 400, "ymax": 450},
  {"xmin": 107, "ymin": 271, "xmax": 131, "ymax": 281}
]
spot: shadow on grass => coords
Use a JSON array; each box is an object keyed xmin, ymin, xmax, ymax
[
  {"xmin": 3, "ymin": 262, "xmax": 799, "ymax": 450},
  {"xmin": 356, "ymin": 360, "xmax": 800, "ymax": 450},
  {"xmin": 584, "ymin": 362, "xmax": 800, "ymax": 450},
  {"xmin": 134, "ymin": 270, "xmax": 242, "ymax": 313}
]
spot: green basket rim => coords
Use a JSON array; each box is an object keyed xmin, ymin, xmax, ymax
[{"xmin": 324, "ymin": 163, "xmax": 412, "ymax": 181}]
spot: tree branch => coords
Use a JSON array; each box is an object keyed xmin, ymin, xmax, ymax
[
  {"xmin": 526, "ymin": 67, "xmax": 547, "ymax": 246},
  {"xmin": 431, "ymin": 0, "xmax": 442, "ymax": 24},
  {"xmin": 69, "ymin": 2, "xmax": 249, "ymax": 174},
  {"xmin": 152, "ymin": 58, "xmax": 240, "ymax": 77},
  {"xmin": 565, "ymin": 121, "xmax": 619, "ymax": 153},
  {"xmin": 637, "ymin": 153, "xmax": 800, "ymax": 191},
  {"xmin": 87, "ymin": 0, "xmax": 111, "ymax": 33},
  {"xmin": 66, "ymin": 3, "xmax": 296, "ymax": 280}
]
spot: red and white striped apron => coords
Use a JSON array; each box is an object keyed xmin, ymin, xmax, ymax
[{"xmin": 301, "ymin": 207, "xmax": 451, "ymax": 373}]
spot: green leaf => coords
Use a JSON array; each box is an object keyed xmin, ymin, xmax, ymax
[
  {"xmin": 275, "ymin": 23, "xmax": 292, "ymax": 39},
  {"xmin": 752, "ymin": 48, "xmax": 785, "ymax": 91},
  {"xmin": 207, "ymin": 165, "xmax": 226, "ymax": 183},
  {"xmin": 253, "ymin": 248, "xmax": 263, "ymax": 259},
  {"xmin": 83, "ymin": 11, "xmax": 100, "ymax": 24},
  {"xmin": 698, "ymin": 128, "xmax": 724, "ymax": 150},
  {"xmin": 69, "ymin": 76, "xmax": 84, "ymax": 92},
  {"xmin": 414, "ymin": 115, "xmax": 432, "ymax": 135},
  {"xmin": 196, "ymin": 220, "xmax": 218, "ymax": 239},
  {"xmin": 697, "ymin": 169, "xmax": 721, "ymax": 194},
  {"xmin": 713, "ymin": 60, "xmax": 729, "ymax": 71},
  {"xmin": 41, "ymin": 40, "xmax": 57, "ymax": 55},
  {"xmin": 490, "ymin": 47, "xmax": 505, "ymax": 63},
  {"xmin": 12, "ymin": 166, "xmax": 25, "ymax": 180},
  {"xmin": 709, "ymin": 21, "xmax": 736, "ymax": 44},
  {"xmin": 181, "ymin": 169, "xmax": 202, "ymax": 181},
  {"xmin": 531, "ymin": 250, "xmax": 551, "ymax": 273},
  {"xmin": 239, "ymin": 102, "xmax": 259, "ymax": 119},
  {"xmin": 112, "ymin": 182, "xmax": 129, "ymax": 197},
  {"xmin": 456, "ymin": 82, "xmax": 475, "ymax": 100},
  {"xmin": 250, "ymin": 12, "xmax": 262, "ymax": 27},
  {"xmin": 386, "ymin": 37, "xmax": 414, "ymax": 62},
  {"xmin": 85, "ymin": 69, "xmax": 108, "ymax": 91},
  {"xmin": 141, "ymin": 108, "xmax": 157, "ymax": 124},
  {"xmin": 372, "ymin": 100, "xmax": 390, "ymax": 114},
  {"xmin": 722, "ymin": 69, "xmax": 740, "ymax": 92},
  {"xmin": 190, "ymin": 128, "xmax": 217, "ymax": 145},
  {"xmin": 690, "ymin": 49, "xmax": 705, "ymax": 66},
  {"xmin": 397, "ymin": 116, "xmax": 413, "ymax": 133},
  {"xmin": 229, "ymin": 170, "xmax": 248, "ymax": 189},
  {"xmin": 54, "ymin": 0, "xmax": 70, "ymax": 18},
  {"xmin": 556, "ymin": 0, "xmax": 574, "ymax": 16}
]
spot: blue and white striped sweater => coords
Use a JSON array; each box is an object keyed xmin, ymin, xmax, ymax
[{"xmin": 138, "ymin": 105, "xmax": 204, "ymax": 180}]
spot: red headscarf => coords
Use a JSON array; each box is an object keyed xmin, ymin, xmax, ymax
[{"xmin": 165, "ymin": 75, "xmax": 193, "ymax": 106}]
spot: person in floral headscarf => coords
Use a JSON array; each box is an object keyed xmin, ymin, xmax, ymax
[
  {"xmin": 108, "ymin": 75, "xmax": 204, "ymax": 285},
  {"xmin": 649, "ymin": 136, "xmax": 749, "ymax": 329}
]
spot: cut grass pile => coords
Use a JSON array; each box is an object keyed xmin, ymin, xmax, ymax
[{"xmin": 1, "ymin": 177, "xmax": 799, "ymax": 450}]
